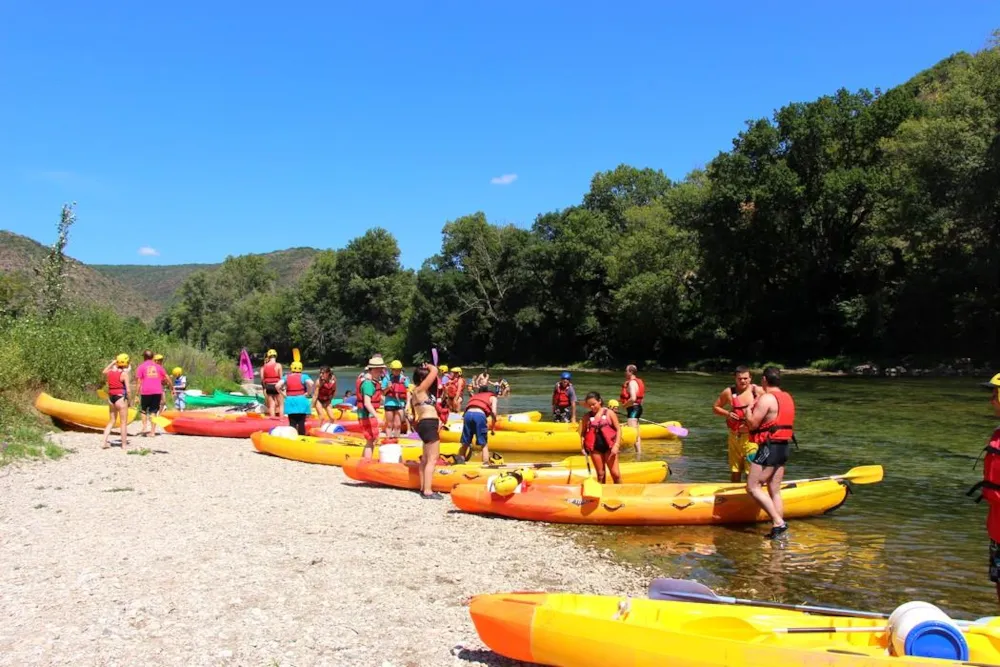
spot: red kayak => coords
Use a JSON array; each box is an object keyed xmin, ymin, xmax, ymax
[{"xmin": 166, "ymin": 415, "xmax": 321, "ymax": 438}]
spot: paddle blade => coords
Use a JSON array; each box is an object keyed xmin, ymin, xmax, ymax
[
  {"xmin": 292, "ymin": 348, "xmax": 301, "ymax": 363},
  {"xmin": 581, "ymin": 476, "xmax": 602, "ymax": 500},
  {"xmin": 667, "ymin": 425, "xmax": 689, "ymax": 437},
  {"xmin": 648, "ymin": 578, "xmax": 720, "ymax": 603},
  {"xmin": 152, "ymin": 416, "xmax": 172, "ymax": 428},
  {"xmin": 432, "ymin": 347, "xmax": 438, "ymax": 367},
  {"xmin": 842, "ymin": 465, "xmax": 884, "ymax": 485},
  {"xmin": 96, "ymin": 389, "xmax": 109, "ymax": 401}
]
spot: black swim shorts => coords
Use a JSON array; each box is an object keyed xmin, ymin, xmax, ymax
[
  {"xmin": 264, "ymin": 383, "xmax": 279, "ymax": 396},
  {"xmin": 140, "ymin": 394, "xmax": 161, "ymax": 414},
  {"xmin": 626, "ymin": 405, "xmax": 643, "ymax": 420},
  {"xmin": 416, "ymin": 418, "xmax": 440, "ymax": 444},
  {"xmin": 752, "ymin": 442, "xmax": 789, "ymax": 468}
]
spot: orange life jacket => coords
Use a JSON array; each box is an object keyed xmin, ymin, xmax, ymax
[
  {"xmin": 583, "ymin": 408, "xmax": 617, "ymax": 453},
  {"xmin": 262, "ymin": 361, "xmax": 281, "ymax": 384},
  {"xmin": 446, "ymin": 377, "xmax": 464, "ymax": 398},
  {"xmin": 750, "ymin": 390, "xmax": 796, "ymax": 445},
  {"xmin": 316, "ymin": 378, "xmax": 337, "ymax": 402},
  {"xmin": 465, "ymin": 391, "xmax": 494, "ymax": 418},
  {"xmin": 553, "ymin": 382, "xmax": 573, "ymax": 408},
  {"xmin": 107, "ymin": 369, "xmax": 126, "ymax": 395},
  {"xmin": 620, "ymin": 377, "xmax": 646, "ymax": 404},
  {"xmin": 355, "ymin": 373, "xmax": 382, "ymax": 411},
  {"xmin": 726, "ymin": 385, "xmax": 760, "ymax": 432},
  {"xmin": 285, "ymin": 372, "xmax": 306, "ymax": 396},
  {"xmin": 384, "ymin": 373, "xmax": 409, "ymax": 400},
  {"xmin": 967, "ymin": 428, "xmax": 1000, "ymax": 542}
]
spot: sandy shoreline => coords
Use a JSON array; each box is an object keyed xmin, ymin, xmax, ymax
[{"xmin": 0, "ymin": 429, "xmax": 646, "ymax": 667}]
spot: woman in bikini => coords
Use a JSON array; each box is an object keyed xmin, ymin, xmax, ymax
[
  {"xmin": 101, "ymin": 354, "xmax": 132, "ymax": 450},
  {"xmin": 408, "ymin": 362, "xmax": 441, "ymax": 499}
]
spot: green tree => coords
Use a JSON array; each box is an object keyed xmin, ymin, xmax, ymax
[{"xmin": 37, "ymin": 203, "xmax": 76, "ymax": 318}]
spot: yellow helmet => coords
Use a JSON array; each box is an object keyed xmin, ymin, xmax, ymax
[
  {"xmin": 390, "ymin": 360, "xmax": 403, "ymax": 370},
  {"xmin": 493, "ymin": 473, "xmax": 519, "ymax": 496},
  {"xmin": 290, "ymin": 361, "xmax": 303, "ymax": 372},
  {"xmin": 518, "ymin": 468, "xmax": 536, "ymax": 483},
  {"xmin": 115, "ymin": 353, "xmax": 130, "ymax": 367},
  {"xmin": 172, "ymin": 367, "xmax": 183, "ymax": 377},
  {"xmin": 266, "ymin": 349, "xmax": 277, "ymax": 358},
  {"xmin": 983, "ymin": 373, "xmax": 1000, "ymax": 389},
  {"xmin": 153, "ymin": 353, "xmax": 164, "ymax": 362},
  {"xmin": 438, "ymin": 365, "xmax": 449, "ymax": 373},
  {"xmin": 452, "ymin": 367, "xmax": 463, "ymax": 375},
  {"xmin": 608, "ymin": 399, "xmax": 620, "ymax": 410}
]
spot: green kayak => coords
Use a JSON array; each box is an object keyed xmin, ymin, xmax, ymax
[{"xmin": 184, "ymin": 389, "xmax": 264, "ymax": 408}]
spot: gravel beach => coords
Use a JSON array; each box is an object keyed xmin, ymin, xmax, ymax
[{"xmin": 0, "ymin": 429, "xmax": 646, "ymax": 667}]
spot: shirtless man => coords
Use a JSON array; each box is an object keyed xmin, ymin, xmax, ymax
[
  {"xmin": 713, "ymin": 366, "xmax": 762, "ymax": 482},
  {"xmin": 744, "ymin": 366, "xmax": 796, "ymax": 540}
]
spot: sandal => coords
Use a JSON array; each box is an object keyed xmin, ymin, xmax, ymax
[{"xmin": 421, "ymin": 492, "xmax": 444, "ymax": 500}]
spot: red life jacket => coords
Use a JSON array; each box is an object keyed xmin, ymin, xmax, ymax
[
  {"xmin": 583, "ymin": 408, "xmax": 618, "ymax": 453},
  {"xmin": 285, "ymin": 372, "xmax": 306, "ymax": 396},
  {"xmin": 750, "ymin": 390, "xmax": 796, "ymax": 445},
  {"xmin": 385, "ymin": 373, "xmax": 409, "ymax": 400},
  {"xmin": 620, "ymin": 377, "xmax": 646, "ymax": 404},
  {"xmin": 316, "ymin": 378, "xmax": 337, "ymax": 403},
  {"xmin": 726, "ymin": 385, "xmax": 760, "ymax": 432},
  {"xmin": 446, "ymin": 377, "xmax": 463, "ymax": 398},
  {"xmin": 355, "ymin": 373, "xmax": 383, "ymax": 411},
  {"xmin": 435, "ymin": 398, "xmax": 450, "ymax": 424},
  {"xmin": 553, "ymin": 382, "xmax": 573, "ymax": 408},
  {"xmin": 465, "ymin": 391, "xmax": 495, "ymax": 418},
  {"xmin": 968, "ymin": 428, "xmax": 1000, "ymax": 541},
  {"xmin": 107, "ymin": 369, "xmax": 126, "ymax": 396},
  {"xmin": 262, "ymin": 361, "xmax": 281, "ymax": 384}
]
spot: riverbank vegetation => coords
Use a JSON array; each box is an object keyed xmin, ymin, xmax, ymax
[{"xmin": 152, "ymin": 35, "xmax": 1000, "ymax": 371}]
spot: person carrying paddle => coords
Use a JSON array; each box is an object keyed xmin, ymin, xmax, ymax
[
  {"xmin": 461, "ymin": 384, "xmax": 497, "ymax": 464},
  {"xmin": 262, "ymin": 349, "xmax": 284, "ymax": 418},
  {"xmin": 312, "ymin": 366, "xmax": 338, "ymax": 425},
  {"xmin": 713, "ymin": 365, "xmax": 763, "ymax": 482},
  {"xmin": 552, "ymin": 372, "xmax": 577, "ymax": 423},
  {"xmin": 382, "ymin": 360, "xmax": 411, "ymax": 440},
  {"xmin": 409, "ymin": 363, "xmax": 443, "ymax": 499},
  {"xmin": 359, "ymin": 356, "xmax": 387, "ymax": 461},
  {"xmin": 620, "ymin": 364, "xmax": 645, "ymax": 454},
  {"xmin": 136, "ymin": 350, "xmax": 171, "ymax": 437},
  {"xmin": 101, "ymin": 354, "xmax": 132, "ymax": 450},
  {"xmin": 278, "ymin": 361, "xmax": 314, "ymax": 435},
  {"xmin": 580, "ymin": 391, "xmax": 622, "ymax": 483},
  {"xmin": 744, "ymin": 366, "xmax": 796, "ymax": 539}
]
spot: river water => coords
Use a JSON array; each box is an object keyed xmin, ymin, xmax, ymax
[{"xmin": 457, "ymin": 369, "xmax": 998, "ymax": 618}]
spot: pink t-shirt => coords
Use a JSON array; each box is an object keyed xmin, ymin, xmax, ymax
[{"xmin": 136, "ymin": 361, "xmax": 168, "ymax": 396}]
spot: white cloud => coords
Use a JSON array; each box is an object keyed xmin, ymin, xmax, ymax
[
  {"xmin": 490, "ymin": 173, "xmax": 518, "ymax": 185},
  {"xmin": 138, "ymin": 246, "xmax": 159, "ymax": 257}
]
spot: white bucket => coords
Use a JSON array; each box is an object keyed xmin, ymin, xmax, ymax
[
  {"xmin": 888, "ymin": 601, "xmax": 968, "ymax": 660},
  {"xmin": 269, "ymin": 426, "xmax": 299, "ymax": 439},
  {"xmin": 378, "ymin": 443, "xmax": 402, "ymax": 464}
]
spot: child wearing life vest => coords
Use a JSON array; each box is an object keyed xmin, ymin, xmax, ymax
[
  {"xmin": 972, "ymin": 373, "xmax": 1000, "ymax": 602},
  {"xmin": 381, "ymin": 360, "xmax": 411, "ymax": 439},
  {"xmin": 312, "ymin": 366, "xmax": 338, "ymax": 425},
  {"xmin": 171, "ymin": 367, "xmax": 187, "ymax": 411},
  {"xmin": 579, "ymin": 391, "xmax": 622, "ymax": 483},
  {"xmin": 552, "ymin": 372, "xmax": 577, "ymax": 423}
]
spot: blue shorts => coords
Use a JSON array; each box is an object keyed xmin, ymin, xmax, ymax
[{"xmin": 461, "ymin": 411, "xmax": 489, "ymax": 447}]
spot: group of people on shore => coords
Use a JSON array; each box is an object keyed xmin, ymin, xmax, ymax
[{"xmin": 100, "ymin": 350, "xmax": 187, "ymax": 449}]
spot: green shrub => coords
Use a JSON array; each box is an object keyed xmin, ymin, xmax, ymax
[{"xmin": 809, "ymin": 356, "xmax": 855, "ymax": 372}]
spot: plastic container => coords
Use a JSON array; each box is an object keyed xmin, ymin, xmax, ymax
[
  {"xmin": 269, "ymin": 426, "xmax": 299, "ymax": 439},
  {"xmin": 888, "ymin": 601, "xmax": 968, "ymax": 660},
  {"xmin": 379, "ymin": 443, "xmax": 402, "ymax": 463}
]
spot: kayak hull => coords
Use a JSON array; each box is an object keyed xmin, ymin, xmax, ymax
[
  {"xmin": 165, "ymin": 415, "xmax": 322, "ymax": 438},
  {"xmin": 450, "ymin": 475, "xmax": 856, "ymax": 525},
  {"xmin": 184, "ymin": 390, "xmax": 263, "ymax": 408},
  {"xmin": 438, "ymin": 421, "xmax": 682, "ymax": 452},
  {"xmin": 342, "ymin": 458, "xmax": 669, "ymax": 493},
  {"xmin": 250, "ymin": 431, "xmax": 461, "ymax": 467},
  {"xmin": 469, "ymin": 592, "xmax": 1000, "ymax": 666},
  {"xmin": 34, "ymin": 392, "xmax": 136, "ymax": 429}
]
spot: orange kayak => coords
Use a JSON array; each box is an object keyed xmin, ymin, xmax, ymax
[
  {"xmin": 342, "ymin": 458, "xmax": 669, "ymax": 493},
  {"xmin": 448, "ymin": 467, "xmax": 883, "ymax": 525}
]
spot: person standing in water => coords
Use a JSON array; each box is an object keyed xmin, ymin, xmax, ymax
[
  {"xmin": 552, "ymin": 372, "xmax": 577, "ymax": 423},
  {"xmin": 713, "ymin": 366, "xmax": 762, "ymax": 482},
  {"xmin": 620, "ymin": 364, "xmax": 646, "ymax": 454},
  {"xmin": 312, "ymin": 366, "xmax": 338, "ymax": 425},
  {"xmin": 408, "ymin": 363, "xmax": 442, "ymax": 499},
  {"xmin": 580, "ymin": 391, "xmax": 622, "ymax": 483},
  {"xmin": 358, "ymin": 356, "xmax": 387, "ymax": 461},
  {"xmin": 101, "ymin": 354, "xmax": 132, "ymax": 450},
  {"xmin": 744, "ymin": 366, "xmax": 796, "ymax": 539},
  {"xmin": 278, "ymin": 361, "xmax": 314, "ymax": 436},
  {"xmin": 261, "ymin": 349, "xmax": 284, "ymax": 418},
  {"xmin": 461, "ymin": 384, "xmax": 497, "ymax": 464},
  {"xmin": 381, "ymin": 360, "xmax": 411, "ymax": 440},
  {"xmin": 136, "ymin": 350, "xmax": 171, "ymax": 437},
  {"xmin": 976, "ymin": 373, "xmax": 1000, "ymax": 602}
]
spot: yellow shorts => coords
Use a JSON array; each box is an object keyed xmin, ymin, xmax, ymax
[{"xmin": 727, "ymin": 431, "xmax": 758, "ymax": 474}]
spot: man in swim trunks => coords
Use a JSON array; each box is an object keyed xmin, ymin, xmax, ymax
[
  {"xmin": 620, "ymin": 364, "xmax": 645, "ymax": 455},
  {"xmin": 744, "ymin": 366, "xmax": 796, "ymax": 539},
  {"xmin": 359, "ymin": 356, "xmax": 387, "ymax": 461},
  {"xmin": 713, "ymin": 365, "xmax": 763, "ymax": 482}
]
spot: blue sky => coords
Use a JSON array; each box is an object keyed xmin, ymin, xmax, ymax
[{"xmin": 1, "ymin": 1, "xmax": 996, "ymax": 269}]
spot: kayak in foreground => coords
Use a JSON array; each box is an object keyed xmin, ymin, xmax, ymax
[
  {"xmin": 449, "ymin": 466, "xmax": 883, "ymax": 525},
  {"xmin": 438, "ymin": 421, "xmax": 683, "ymax": 453},
  {"xmin": 35, "ymin": 392, "xmax": 136, "ymax": 429},
  {"xmin": 250, "ymin": 431, "xmax": 461, "ymax": 467},
  {"xmin": 342, "ymin": 457, "xmax": 669, "ymax": 493},
  {"xmin": 469, "ymin": 590, "xmax": 998, "ymax": 666}
]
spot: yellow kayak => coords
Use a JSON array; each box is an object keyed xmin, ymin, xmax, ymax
[
  {"xmin": 470, "ymin": 592, "xmax": 999, "ymax": 666},
  {"xmin": 493, "ymin": 415, "xmax": 681, "ymax": 435},
  {"xmin": 439, "ymin": 421, "xmax": 683, "ymax": 452},
  {"xmin": 249, "ymin": 431, "xmax": 461, "ymax": 467},
  {"xmin": 35, "ymin": 392, "xmax": 136, "ymax": 429}
]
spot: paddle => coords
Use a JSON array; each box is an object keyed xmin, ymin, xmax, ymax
[
  {"xmin": 581, "ymin": 453, "xmax": 602, "ymax": 500},
  {"xmin": 636, "ymin": 416, "xmax": 688, "ymax": 438},
  {"xmin": 293, "ymin": 348, "xmax": 301, "ymax": 363},
  {"xmin": 647, "ymin": 578, "xmax": 888, "ymax": 619},
  {"xmin": 151, "ymin": 415, "xmax": 172, "ymax": 429},
  {"xmin": 96, "ymin": 388, "xmax": 109, "ymax": 401},
  {"xmin": 697, "ymin": 465, "xmax": 885, "ymax": 499}
]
